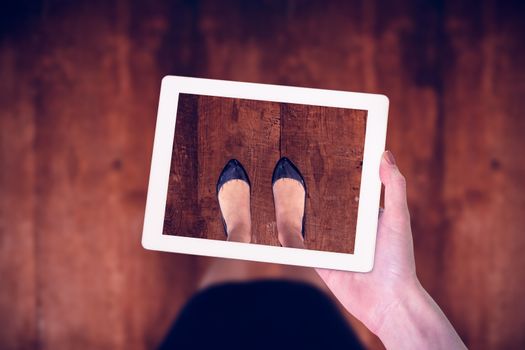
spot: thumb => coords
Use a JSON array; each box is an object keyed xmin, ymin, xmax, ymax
[{"xmin": 379, "ymin": 151, "xmax": 409, "ymax": 217}]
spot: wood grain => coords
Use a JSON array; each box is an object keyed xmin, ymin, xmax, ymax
[
  {"xmin": 1, "ymin": 2, "xmax": 198, "ymax": 349},
  {"xmin": 163, "ymin": 94, "xmax": 365, "ymax": 253},
  {"xmin": 164, "ymin": 93, "xmax": 203, "ymax": 238},
  {"xmin": 0, "ymin": 38, "xmax": 37, "ymax": 349},
  {"xmin": 281, "ymin": 104, "xmax": 366, "ymax": 253},
  {"xmin": 196, "ymin": 95, "xmax": 282, "ymax": 245}
]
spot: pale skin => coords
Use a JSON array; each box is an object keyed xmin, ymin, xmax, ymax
[{"xmin": 202, "ymin": 151, "xmax": 467, "ymax": 349}]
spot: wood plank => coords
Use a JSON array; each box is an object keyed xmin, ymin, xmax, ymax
[
  {"xmin": 0, "ymin": 40, "xmax": 37, "ymax": 350},
  {"xmin": 280, "ymin": 104, "xmax": 367, "ymax": 254},
  {"xmin": 0, "ymin": 2, "xmax": 198, "ymax": 349},
  {"xmin": 196, "ymin": 95, "xmax": 281, "ymax": 246},
  {"xmin": 438, "ymin": 2, "xmax": 525, "ymax": 348},
  {"xmin": 163, "ymin": 94, "xmax": 203, "ymax": 238}
]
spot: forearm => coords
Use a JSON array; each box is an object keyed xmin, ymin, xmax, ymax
[{"xmin": 375, "ymin": 281, "xmax": 467, "ymax": 350}]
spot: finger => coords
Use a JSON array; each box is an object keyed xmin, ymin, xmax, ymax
[{"xmin": 379, "ymin": 151, "xmax": 409, "ymax": 215}]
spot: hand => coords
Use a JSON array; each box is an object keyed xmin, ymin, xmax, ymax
[
  {"xmin": 316, "ymin": 151, "xmax": 466, "ymax": 349},
  {"xmin": 316, "ymin": 150, "xmax": 416, "ymax": 333}
]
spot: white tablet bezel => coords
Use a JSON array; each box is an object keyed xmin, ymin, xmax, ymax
[{"xmin": 142, "ymin": 75, "xmax": 388, "ymax": 272}]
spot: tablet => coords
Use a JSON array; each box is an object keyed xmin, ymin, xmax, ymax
[{"xmin": 142, "ymin": 75, "xmax": 388, "ymax": 272}]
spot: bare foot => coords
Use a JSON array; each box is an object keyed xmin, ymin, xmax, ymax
[
  {"xmin": 218, "ymin": 179, "xmax": 251, "ymax": 242},
  {"xmin": 273, "ymin": 178, "xmax": 305, "ymax": 248}
]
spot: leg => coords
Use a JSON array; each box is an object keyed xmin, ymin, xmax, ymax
[
  {"xmin": 272, "ymin": 178, "xmax": 328, "ymax": 290},
  {"xmin": 273, "ymin": 179, "xmax": 306, "ymax": 249},
  {"xmin": 199, "ymin": 179, "xmax": 279, "ymax": 289},
  {"xmin": 219, "ymin": 179, "xmax": 251, "ymax": 243}
]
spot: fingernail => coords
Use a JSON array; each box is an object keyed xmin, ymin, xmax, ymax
[{"xmin": 384, "ymin": 150, "xmax": 396, "ymax": 165}]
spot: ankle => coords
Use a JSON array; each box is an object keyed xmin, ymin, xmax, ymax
[
  {"xmin": 227, "ymin": 224, "xmax": 251, "ymax": 243},
  {"xmin": 277, "ymin": 223, "xmax": 304, "ymax": 248},
  {"xmin": 278, "ymin": 232, "xmax": 304, "ymax": 249},
  {"xmin": 276, "ymin": 219, "xmax": 302, "ymax": 237}
]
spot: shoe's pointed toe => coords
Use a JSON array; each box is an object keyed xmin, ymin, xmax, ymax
[
  {"xmin": 272, "ymin": 157, "xmax": 306, "ymax": 189},
  {"xmin": 271, "ymin": 157, "xmax": 307, "ymax": 239},
  {"xmin": 216, "ymin": 159, "xmax": 251, "ymax": 195},
  {"xmin": 216, "ymin": 159, "xmax": 251, "ymax": 237}
]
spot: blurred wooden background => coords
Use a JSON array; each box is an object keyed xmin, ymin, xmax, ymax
[{"xmin": 1, "ymin": 0, "xmax": 524, "ymax": 349}]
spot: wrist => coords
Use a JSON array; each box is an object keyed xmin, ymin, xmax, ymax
[
  {"xmin": 374, "ymin": 279, "xmax": 466, "ymax": 349},
  {"xmin": 370, "ymin": 277, "xmax": 424, "ymax": 335},
  {"xmin": 375, "ymin": 280, "xmax": 431, "ymax": 347}
]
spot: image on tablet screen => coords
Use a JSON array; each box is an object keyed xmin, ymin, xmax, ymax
[{"xmin": 162, "ymin": 93, "xmax": 367, "ymax": 254}]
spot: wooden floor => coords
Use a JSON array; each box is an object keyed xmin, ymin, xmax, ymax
[
  {"xmin": 164, "ymin": 93, "xmax": 366, "ymax": 253},
  {"xmin": 1, "ymin": 1, "xmax": 525, "ymax": 349}
]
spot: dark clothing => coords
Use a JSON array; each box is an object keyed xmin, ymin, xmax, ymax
[{"xmin": 159, "ymin": 280, "xmax": 363, "ymax": 350}]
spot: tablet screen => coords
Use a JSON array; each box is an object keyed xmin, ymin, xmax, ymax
[{"xmin": 162, "ymin": 93, "xmax": 367, "ymax": 254}]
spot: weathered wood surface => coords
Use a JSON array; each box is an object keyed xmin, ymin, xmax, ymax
[
  {"xmin": 164, "ymin": 94, "xmax": 365, "ymax": 253},
  {"xmin": 281, "ymin": 105, "xmax": 366, "ymax": 253},
  {"xmin": 0, "ymin": 2, "xmax": 198, "ymax": 350},
  {"xmin": 1, "ymin": 0, "xmax": 524, "ymax": 349},
  {"xmin": 196, "ymin": 95, "xmax": 282, "ymax": 245}
]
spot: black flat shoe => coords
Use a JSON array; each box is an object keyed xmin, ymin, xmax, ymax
[
  {"xmin": 216, "ymin": 159, "xmax": 251, "ymax": 236},
  {"xmin": 272, "ymin": 157, "xmax": 307, "ymax": 238}
]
